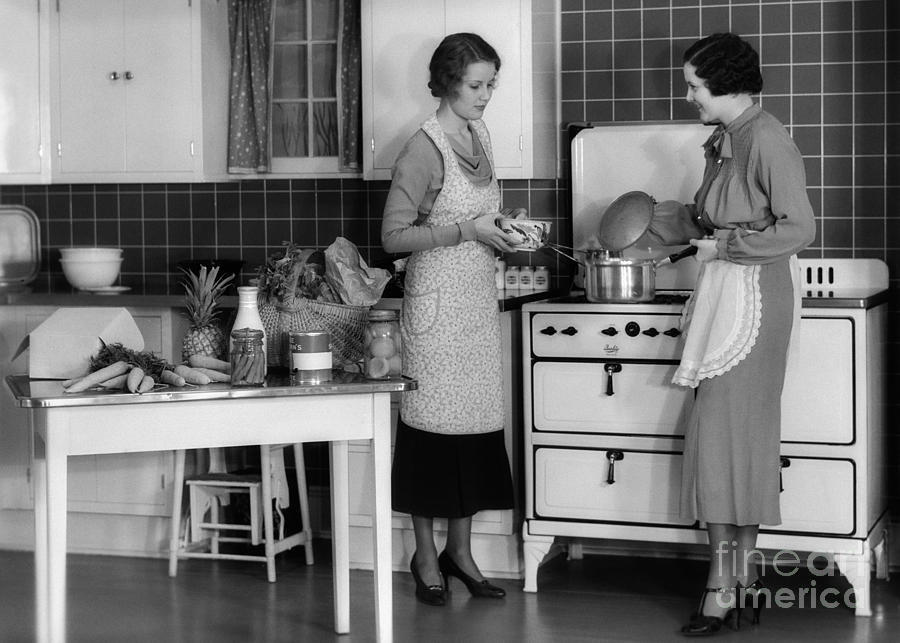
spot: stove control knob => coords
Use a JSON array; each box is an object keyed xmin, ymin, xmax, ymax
[
  {"xmin": 560, "ymin": 326, "xmax": 578, "ymax": 336},
  {"xmin": 601, "ymin": 327, "xmax": 618, "ymax": 336},
  {"xmin": 642, "ymin": 328, "xmax": 659, "ymax": 337},
  {"xmin": 663, "ymin": 328, "xmax": 681, "ymax": 338},
  {"xmin": 625, "ymin": 322, "xmax": 640, "ymax": 337},
  {"xmin": 539, "ymin": 326, "xmax": 557, "ymax": 335}
]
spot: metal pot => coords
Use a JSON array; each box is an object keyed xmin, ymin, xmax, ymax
[
  {"xmin": 582, "ymin": 246, "xmax": 698, "ymax": 303},
  {"xmin": 584, "ymin": 251, "xmax": 656, "ymax": 303}
]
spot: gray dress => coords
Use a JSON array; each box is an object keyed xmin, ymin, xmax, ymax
[{"xmin": 648, "ymin": 105, "xmax": 816, "ymax": 526}]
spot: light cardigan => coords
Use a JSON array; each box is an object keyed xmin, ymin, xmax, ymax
[
  {"xmin": 647, "ymin": 104, "xmax": 816, "ymax": 263},
  {"xmin": 381, "ymin": 122, "xmax": 493, "ymax": 254}
]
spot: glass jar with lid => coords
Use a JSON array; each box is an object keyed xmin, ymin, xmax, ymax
[
  {"xmin": 230, "ymin": 327, "xmax": 267, "ymax": 386},
  {"xmin": 365, "ymin": 309, "xmax": 401, "ymax": 379}
]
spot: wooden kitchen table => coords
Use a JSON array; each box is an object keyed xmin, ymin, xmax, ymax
[{"xmin": 5, "ymin": 372, "xmax": 416, "ymax": 643}]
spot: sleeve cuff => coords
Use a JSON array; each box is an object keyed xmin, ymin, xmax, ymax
[
  {"xmin": 458, "ymin": 220, "xmax": 478, "ymax": 242},
  {"xmin": 712, "ymin": 229, "xmax": 730, "ymax": 260}
]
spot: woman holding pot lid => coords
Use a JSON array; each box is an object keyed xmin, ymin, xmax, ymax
[
  {"xmin": 381, "ymin": 32, "xmax": 524, "ymax": 607},
  {"xmin": 645, "ymin": 33, "xmax": 815, "ymax": 635}
]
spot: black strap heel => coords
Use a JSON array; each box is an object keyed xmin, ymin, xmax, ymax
[
  {"xmin": 680, "ymin": 587, "xmax": 741, "ymax": 637},
  {"xmin": 739, "ymin": 578, "xmax": 767, "ymax": 625}
]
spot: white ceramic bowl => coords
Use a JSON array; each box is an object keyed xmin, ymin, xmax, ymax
[
  {"xmin": 59, "ymin": 247, "xmax": 123, "ymax": 261},
  {"xmin": 60, "ymin": 257, "xmax": 123, "ymax": 289}
]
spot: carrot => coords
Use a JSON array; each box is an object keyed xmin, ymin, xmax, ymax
[
  {"xmin": 64, "ymin": 361, "xmax": 131, "ymax": 393},
  {"xmin": 174, "ymin": 364, "xmax": 212, "ymax": 385},
  {"xmin": 126, "ymin": 366, "xmax": 145, "ymax": 393},
  {"xmin": 137, "ymin": 374, "xmax": 155, "ymax": 394},
  {"xmin": 159, "ymin": 369, "xmax": 186, "ymax": 387},
  {"xmin": 231, "ymin": 353, "xmax": 252, "ymax": 383},
  {"xmin": 188, "ymin": 354, "xmax": 231, "ymax": 373},
  {"xmin": 97, "ymin": 374, "xmax": 128, "ymax": 390},
  {"xmin": 191, "ymin": 367, "xmax": 231, "ymax": 383}
]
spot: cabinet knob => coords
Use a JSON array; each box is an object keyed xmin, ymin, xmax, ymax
[
  {"xmin": 539, "ymin": 326, "xmax": 557, "ymax": 336},
  {"xmin": 601, "ymin": 327, "xmax": 618, "ymax": 336},
  {"xmin": 109, "ymin": 71, "xmax": 120, "ymax": 80},
  {"xmin": 663, "ymin": 328, "xmax": 681, "ymax": 337},
  {"xmin": 124, "ymin": 71, "xmax": 134, "ymax": 80},
  {"xmin": 560, "ymin": 326, "xmax": 578, "ymax": 336}
]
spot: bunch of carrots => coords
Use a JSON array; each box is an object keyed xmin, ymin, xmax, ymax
[{"xmin": 62, "ymin": 342, "xmax": 232, "ymax": 394}]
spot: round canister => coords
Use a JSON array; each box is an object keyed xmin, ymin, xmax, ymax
[
  {"xmin": 290, "ymin": 331, "xmax": 332, "ymax": 383},
  {"xmin": 364, "ymin": 310, "xmax": 401, "ymax": 379}
]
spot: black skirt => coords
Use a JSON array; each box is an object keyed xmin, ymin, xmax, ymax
[{"xmin": 391, "ymin": 417, "xmax": 514, "ymax": 518}]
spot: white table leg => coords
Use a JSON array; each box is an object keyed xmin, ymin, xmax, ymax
[
  {"xmin": 168, "ymin": 449, "xmax": 186, "ymax": 577},
  {"xmin": 329, "ymin": 440, "xmax": 350, "ymax": 634},
  {"xmin": 261, "ymin": 446, "xmax": 277, "ymax": 582},
  {"xmin": 32, "ymin": 430, "xmax": 49, "ymax": 643},
  {"xmin": 45, "ymin": 425, "xmax": 69, "ymax": 642},
  {"xmin": 371, "ymin": 394, "xmax": 393, "ymax": 643}
]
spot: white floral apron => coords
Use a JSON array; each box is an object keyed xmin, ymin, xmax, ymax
[{"xmin": 399, "ymin": 115, "xmax": 504, "ymax": 434}]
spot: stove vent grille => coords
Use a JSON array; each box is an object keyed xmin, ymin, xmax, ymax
[{"xmin": 798, "ymin": 259, "xmax": 888, "ymax": 290}]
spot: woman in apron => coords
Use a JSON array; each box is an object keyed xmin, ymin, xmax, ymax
[
  {"xmin": 646, "ymin": 33, "xmax": 815, "ymax": 635},
  {"xmin": 381, "ymin": 33, "xmax": 523, "ymax": 607}
]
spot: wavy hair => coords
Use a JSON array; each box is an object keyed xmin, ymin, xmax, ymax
[
  {"xmin": 428, "ymin": 33, "xmax": 501, "ymax": 99},
  {"xmin": 683, "ymin": 33, "xmax": 763, "ymax": 96}
]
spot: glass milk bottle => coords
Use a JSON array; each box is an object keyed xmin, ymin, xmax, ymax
[{"xmin": 230, "ymin": 286, "xmax": 267, "ymax": 359}]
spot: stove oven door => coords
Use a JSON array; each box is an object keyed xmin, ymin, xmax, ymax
[
  {"xmin": 533, "ymin": 447, "xmax": 694, "ymax": 526},
  {"xmin": 531, "ymin": 361, "xmax": 692, "ymax": 437}
]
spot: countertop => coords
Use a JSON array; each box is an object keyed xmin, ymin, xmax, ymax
[
  {"xmin": 6, "ymin": 372, "xmax": 416, "ymax": 409},
  {"xmin": 0, "ymin": 289, "xmax": 561, "ymax": 312}
]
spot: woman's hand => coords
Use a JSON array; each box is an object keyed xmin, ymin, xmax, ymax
[
  {"xmin": 689, "ymin": 237, "xmax": 718, "ymax": 263},
  {"xmin": 474, "ymin": 212, "xmax": 519, "ymax": 252}
]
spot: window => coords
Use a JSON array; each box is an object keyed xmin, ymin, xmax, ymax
[{"xmin": 270, "ymin": 0, "xmax": 342, "ymax": 174}]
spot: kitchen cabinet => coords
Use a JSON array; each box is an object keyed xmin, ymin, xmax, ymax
[
  {"xmin": 0, "ymin": 0, "xmax": 50, "ymax": 183},
  {"xmin": 360, "ymin": 0, "xmax": 558, "ymax": 181},
  {"xmin": 346, "ymin": 309, "xmax": 523, "ymax": 576},
  {"xmin": 0, "ymin": 305, "xmax": 182, "ymax": 553},
  {"xmin": 521, "ymin": 259, "xmax": 889, "ymax": 615},
  {"xmin": 49, "ymin": 0, "xmax": 230, "ymax": 182}
]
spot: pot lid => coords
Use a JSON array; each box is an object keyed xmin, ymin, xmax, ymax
[
  {"xmin": 0, "ymin": 204, "xmax": 40, "ymax": 288},
  {"xmin": 596, "ymin": 190, "xmax": 655, "ymax": 252}
]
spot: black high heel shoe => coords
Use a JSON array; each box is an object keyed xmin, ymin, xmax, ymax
[
  {"xmin": 438, "ymin": 550, "xmax": 505, "ymax": 598},
  {"xmin": 410, "ymin": 553, "xmax": 446, "ymax": 606},
  {"xmin": 739, "ymin": 578, "xmax": 767, "ymax": 625},
  {"xmin": 680, "ymin": 587, "xmax": 741, "ymax": 637}
]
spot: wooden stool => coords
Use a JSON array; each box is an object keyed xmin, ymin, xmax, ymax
[{"xmin": 168, "ymin": 443, "xmax": 314, "ymax": 582}]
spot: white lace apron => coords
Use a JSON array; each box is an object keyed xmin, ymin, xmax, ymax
[{"xmin": 673, "ymin": 255, "xmax": 801, "ymax": 388}]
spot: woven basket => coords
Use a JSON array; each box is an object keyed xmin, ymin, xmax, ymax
[{"xmin": 259, "ymin": 298, "xmax": 369, "ymax": 368}]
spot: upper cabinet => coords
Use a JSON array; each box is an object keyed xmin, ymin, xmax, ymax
[
  {"xmin": 0, "ymin": 0, "xmax": 50, "ymax": 182},
  {"xmin": 50, "ymin": 0, "xmax": 231, "ymax": 182},
  {"xmin": 0, "ymin": 0, "xmax": 231, "ymax": 184},
  {"xmin": 361, "ymin": 0, "xmax": 558, "ymax": 181}
]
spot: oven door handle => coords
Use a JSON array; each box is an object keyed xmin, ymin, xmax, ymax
[
  {"xmin": 604, "ymin": 363, "xmax": 622, "ymax": 395},
  {"xmin": 606, "ymin": 449, "xmax": 624, "ymax": 484}
]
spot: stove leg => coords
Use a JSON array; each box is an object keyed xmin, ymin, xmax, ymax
[
  {"xmin": 522, "ymin": 523, "xmax": 554, "ymax": 593},
  {"xmin": 835, "ymin": 550, "xmax": 872, "ymax": 616},
  {"xmin": 874, "ymin": 529, "xmax": 890, "ymax": 581}
]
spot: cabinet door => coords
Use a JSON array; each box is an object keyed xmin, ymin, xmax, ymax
[
  {"xmin": 56, "ymin": 0, "xmax": 127, "ymax": 174},
  {"xmin": 54, "ymin": 0, "xmax": 194, "ymax": 177},
  {"xmin": 362, "ymin": 0, "xmax": 537, "ymax": 180},
  {"xmin": 0, "ymin": 0, "xmax": 48, "ymax": 181}
]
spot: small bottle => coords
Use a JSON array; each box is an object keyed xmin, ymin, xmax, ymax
[
  {"xmin": 504, "ymin": 265, "xmax": 520, "ymax": 292},
  {"xmin": 364, "ymin": 310, "xmax": 401, "ymax": 379},
  {"xmin": 230, "ymin": 328, "xmax": 266, "ymax": 386},
  {"xmin": 519, "ymin": 266, "xmax": 534, "ymax": 291},
  {"xmin": 495, "ymin": 257, "xmax": 506, "ymax": 290},
  {"xmin": 534, "ymin": 266, "xmax": 550, "ymax": 291}
]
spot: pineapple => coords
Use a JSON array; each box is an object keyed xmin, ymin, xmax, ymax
[{"xmin": 180, "ymin": 265, "xmax": 234, "ymax": 361}]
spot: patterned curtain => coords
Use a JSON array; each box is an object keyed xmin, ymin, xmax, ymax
[
  {"xmin": 337, "ymin": 0, "xmax": 361, "ymax": 172},
  {"xmin": 227, "ymin": 0, "xmax": 272, "ymax": 174}
]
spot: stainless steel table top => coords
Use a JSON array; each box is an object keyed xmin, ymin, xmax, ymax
[{"xmin": 5, "ymin": 372, "xmax": 416, "ymax": 409}]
